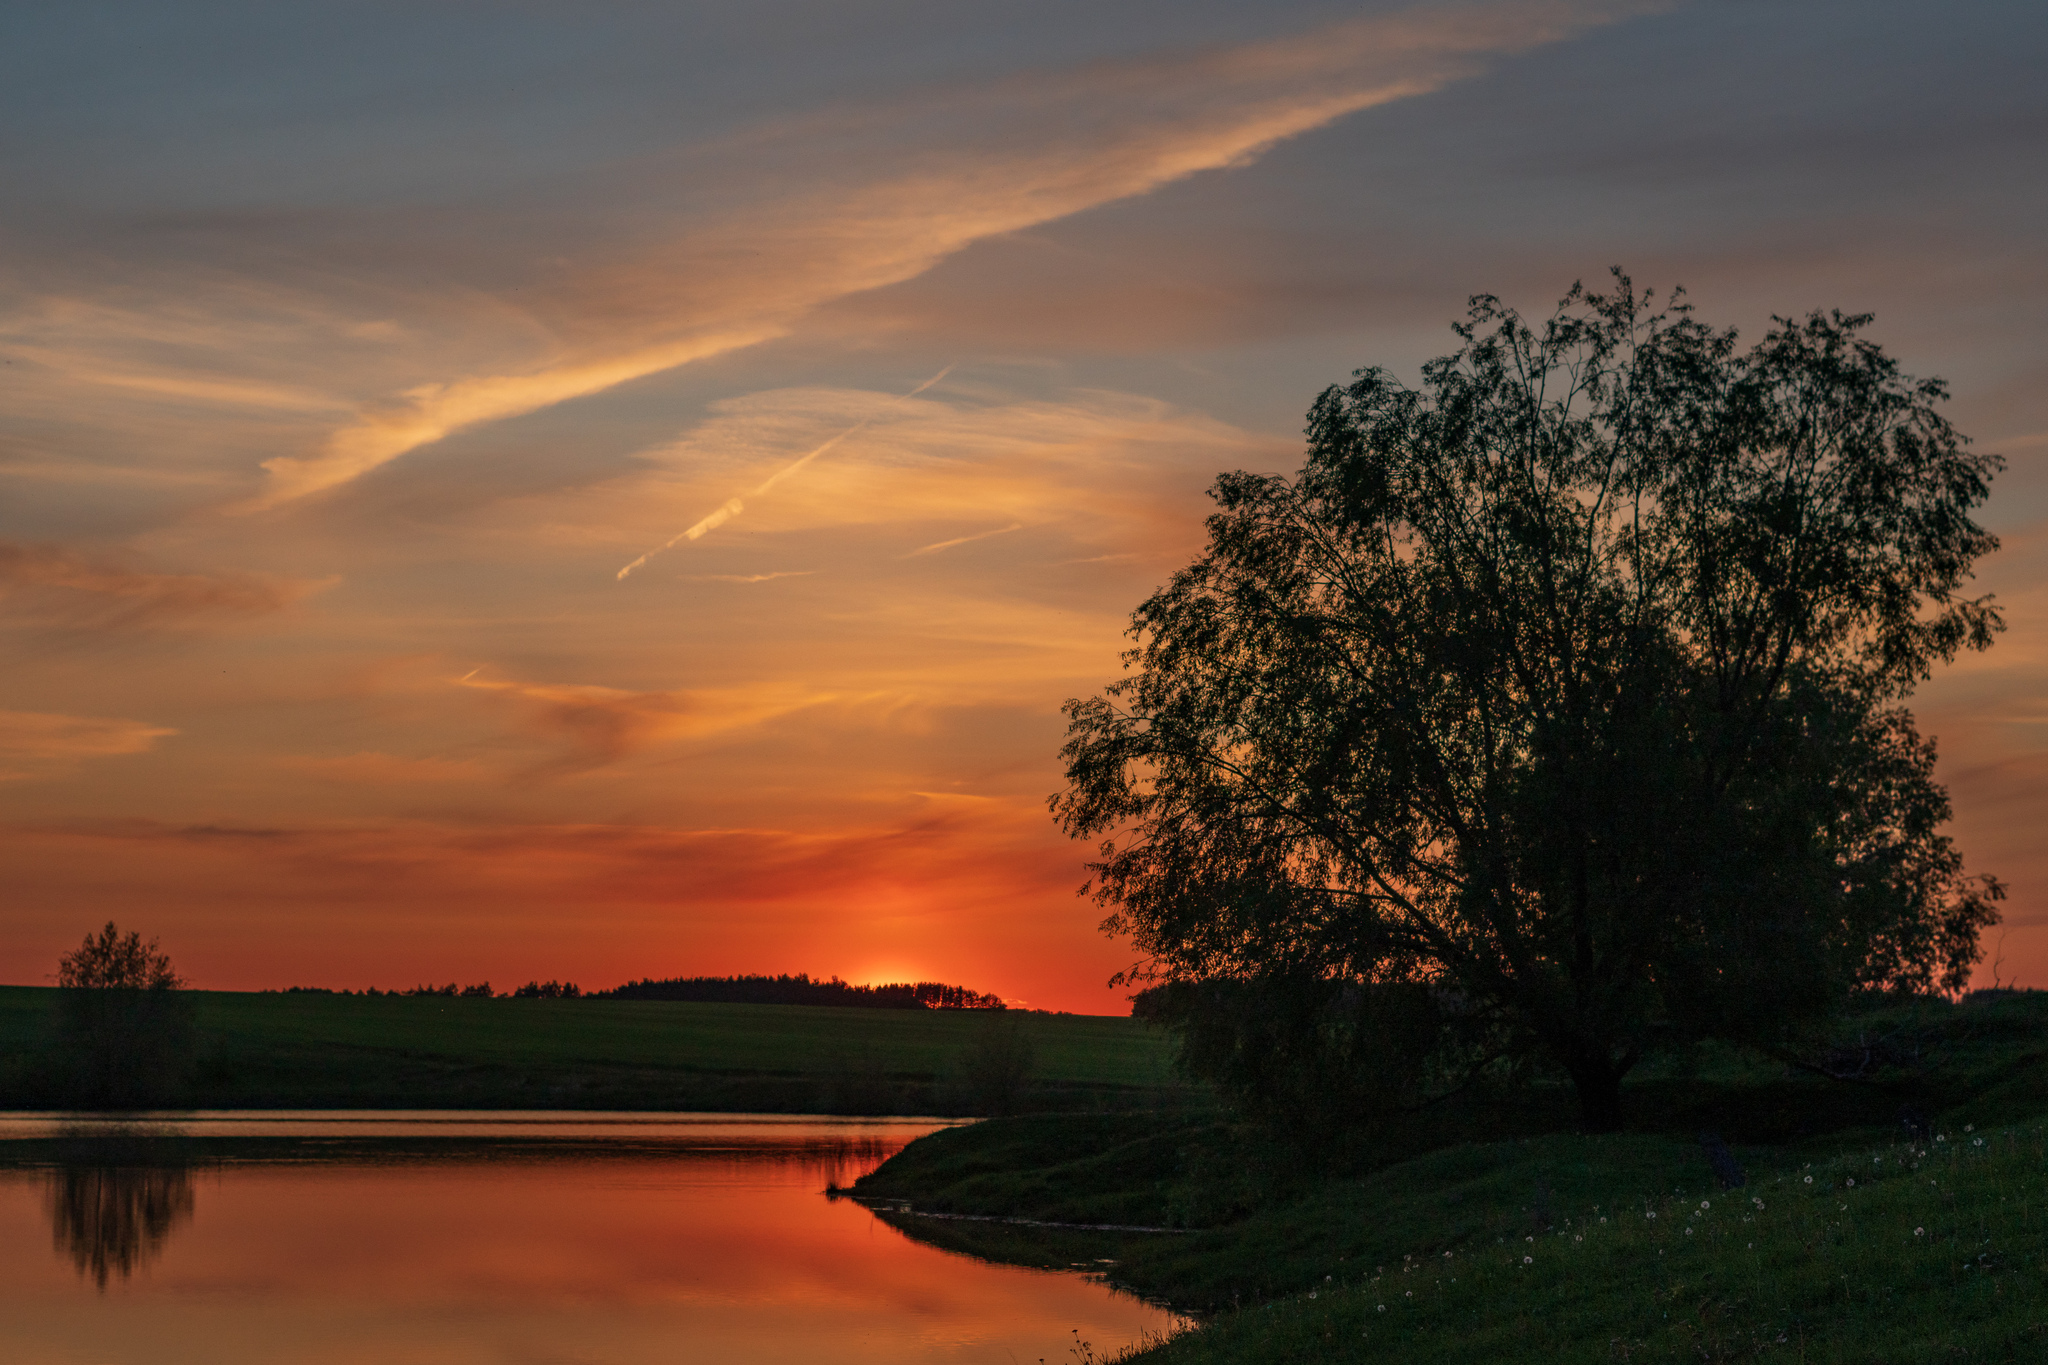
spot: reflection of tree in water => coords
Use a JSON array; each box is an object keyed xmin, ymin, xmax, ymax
[
  {"xmin": 45, "ymin": 1164, "xmax": 195, "ymax": 1289},
  {"xmin": 731, "ymin": 1137, "xmax": 906, "ymax": 1189}
]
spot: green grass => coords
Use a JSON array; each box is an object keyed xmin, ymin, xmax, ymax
[
  {"xmin": 1128, "ymin": 1123, "xmax": 2048, "ymax": 1363},
  {"xmin": 860, "ymin": 1125, "xmax": 1747, "ymax": 1304},
  {"xmin": 851, "ymin": 993, "xmax": 2048, "ymax": 1359},
  {"xmin": 852, "ymin": 1112, "xmax": 1242, "ymax": 1225},
  {"xmin": 0, "ymin": 985, "xmax": 1182, "ymax": 1111}
]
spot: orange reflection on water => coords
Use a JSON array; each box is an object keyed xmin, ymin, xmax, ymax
[{"xmin": 0, "ymin": 1125, "xmax": 1182, "ymax": 1365}]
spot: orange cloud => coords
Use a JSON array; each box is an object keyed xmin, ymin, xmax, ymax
[
  {"xmin": 0, "ymin": 802, "xmax": 1120, "ymax": 1009},
  {"xmin": 0, "ymin": 711, "xmax": 176, "ymax": 781},
  {"xmin": 453, "ymin": 673, "xmax": 842, "ymax": 776},
  {"xmin": 280, "ymin": 753, "xmax": 491, "ymax": 786},
  {"xmin": 602, "ymin": 382, "xmax": 1280, "ymax": 561},
  {"xmin": 0, "ymin": 541, "xmax": 326, "ymax": 629},
  {"xmin": 245, "ymin": 0, "xmax": 1657, "ymax": 507}
]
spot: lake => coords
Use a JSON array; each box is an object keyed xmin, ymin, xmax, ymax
[{"xmin": 0, "ymin": 1112, "xmax": 1184, "ymax": 1364}]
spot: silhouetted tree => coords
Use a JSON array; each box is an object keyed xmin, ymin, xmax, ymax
[
  {"xmin": 512, "ymin": 980, "xmax": 582, "ymax": 998},
  {"xmin": 54, "ymin": 923, "xmax": 195, "ymax": 1109},
  {"xmin": 1058, "ymin": 275, "xmax": 2004, "ymax": 1131}
]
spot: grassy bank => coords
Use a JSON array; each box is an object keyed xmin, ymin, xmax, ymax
[
  {"xmin": 852, "ymin": 992, "xmax": 2048, "ymax": 1360},
  {"xmin": 1130, "ymin": 1124, "xmax": 2048, "ymax": 1363},
  {"xmin": 0, "ymin": 985, "xmax": 1182, "ymax": 1112}
]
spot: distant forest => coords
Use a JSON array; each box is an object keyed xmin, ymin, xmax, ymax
[
  {"xmin": 602, "ymin": 973, "xmax": 1005, "ymax": 1010},
  {"xmin": 276, "ymin": 973, "xmax": 1006, "ymax": 1009}
]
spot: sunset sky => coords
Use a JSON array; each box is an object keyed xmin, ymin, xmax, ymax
[{"xmin": 3, "ymin": 1, "xmax": 2043, "ymax": 1012}]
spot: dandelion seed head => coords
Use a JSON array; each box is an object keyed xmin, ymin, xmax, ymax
[
  {"xmin": 1915, "ymin": 1227, "xmax": 1925, "ymax": 1236},
  {"xmin": 1523, "ymin": 1256, "xmax": 1532, "ymax": 1264}
]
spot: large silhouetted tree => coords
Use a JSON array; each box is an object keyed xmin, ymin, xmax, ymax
[{"xmin": 1056, "ymin": 275, "xmax": 2004, "ymax": 1131}]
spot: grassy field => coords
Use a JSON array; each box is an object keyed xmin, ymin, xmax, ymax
[
  {"xmin": 0, "ymin": 985, "xmax": 1182, "ymax": 1112},
  {"xmin": 852, "ymin": 992, "xmax": 2048, "ymax": 1360},
  {"xmin": 1127, "ymin": 1123, "xmax": 2048, "ymax": 1363}
]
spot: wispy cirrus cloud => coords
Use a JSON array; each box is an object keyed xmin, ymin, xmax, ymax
[
  {"xmin": 453, "ymin": 672, "xmax": 842, "ymax": 776},
  {"xmin": 280, "ymin": 752, "xmax": 491, "ymax": 786},
  {"xmin": 0, "ymin": 540, "xmax": 327, "ymax": 629},
  {"xmin": 606, "ymin": 382, "xmax": 1280, "ymax": 557},
  {"xmin": 0, "ymin": 710, "xmax": 176, "ymax": 781},
  {"xmin": 616, "ymin": 364, "xmax": 953, "ymax": 578},
  {"xmin": 243, "ymin": 0, "xmax": 1657, "ymax": 508}
]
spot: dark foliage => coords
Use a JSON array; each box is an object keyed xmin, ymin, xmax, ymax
[
  {"xmin": 1133, "ymin": 976, "xmax": 1513, "ymax": 1162},
  {"xmin": 601, "ymin": 972, "xmax": 1004, "ymax": 1010},
  {"xmin": 1057, "ymin": 275, "xmax": 2004, "ymax": 1131},
  {"xmin": 512, "ymin": 979, "xmax": 582, "ymax": 998},
  {"xmin": 52, "ymin": 923, "xmax": 194, "ymax": 1109}
]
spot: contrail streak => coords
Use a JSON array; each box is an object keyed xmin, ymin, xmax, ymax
[
  {"xmin": 906, "ymin": 522, "xmax": 1023, "ymax": 557},
  {"xmin": 617, "ymin": 365, "xmax": 953, "ymax": 581}
]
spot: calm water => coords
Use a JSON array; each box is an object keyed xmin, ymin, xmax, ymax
[{"xmin": 0, "ymin": 1112, "xmax": 1183, "ymax": 1364}]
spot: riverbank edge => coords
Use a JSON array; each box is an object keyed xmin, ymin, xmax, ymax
[{"xmin": 850, "ymin": 993, "xmax": 2048, "ymax": 1358}]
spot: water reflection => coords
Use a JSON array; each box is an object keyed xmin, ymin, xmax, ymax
[
  {"xmin": 46, "ymin": 1163, "xmax": 195, "ymax": 1289},
  {"xmin": 0, "ymin": 1115, "xmax": 1182, "ymax": 1364}
]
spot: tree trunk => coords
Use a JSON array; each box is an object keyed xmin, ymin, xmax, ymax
[{"xmin": 1565, "ymin": 1053, "xmax": 1627, "ymax": 1133}]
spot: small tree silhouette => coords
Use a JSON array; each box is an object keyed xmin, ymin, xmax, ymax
[
  {"xmin": 58, "ymin": 923, "xmax": 183, "ymax": 991},
  {"xmin": 54, "ymin": 923, "xmax": 194, "ymax": 1109}
]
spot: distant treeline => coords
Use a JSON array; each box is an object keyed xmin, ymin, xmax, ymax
[
  {"xmin": 280, "ymin": 981, "xmax": 580, "ymax": 999},
  {"xmin": 273, "ymin": 975, "xmax": 1000, "ymax": 1008},
  {"xmin": 601, "ymin": 973, "xmax": 1005, "ymax": 1010}
]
